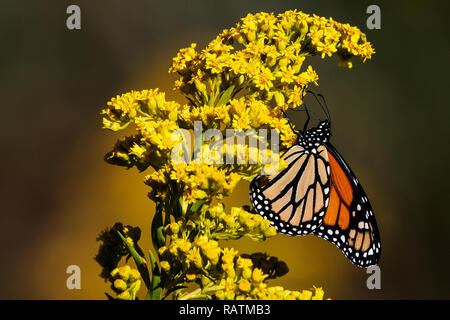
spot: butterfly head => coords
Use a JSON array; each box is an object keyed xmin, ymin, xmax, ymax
[{"xmin": 298, "ymin": 120, "xmax": 331, "ymax": 149}]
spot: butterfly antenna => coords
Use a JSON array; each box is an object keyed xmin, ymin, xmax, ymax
[
  {"xmin": 302, "ymin": 102, "xmax": 311, "ymax": 132},
  {"xmin": 318, "ymin": 93, "xmax": 331, "ymax": 124},
  {"xmin": 281, "ymin": 109, "xmax": 301, "ymax": 135},
  {"xmin": 306, "ymin": 90, "xmax": 331, "ymax": 124}
]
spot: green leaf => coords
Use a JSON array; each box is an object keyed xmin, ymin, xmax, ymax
[
  {"xmin": 163, "ymin": 285, "xmax": 188, "ymax": 299},
  {"xmin": 190, "ymin": 199, "xmax": 205, "ymax": 213},
  {"xmin": 151, "ymin": 201, "xmax": 165, "ymax": 251},
  {"xmin": 148, "ymin": 249, "xmax": 162, "ymax": 300},
  {"xmin": 216, "ymin": 84, "xmax": 235, "ymax": 106},
  {"xmin": 117, "ymin": 231, "xmax": 151, "ymax": 290}
]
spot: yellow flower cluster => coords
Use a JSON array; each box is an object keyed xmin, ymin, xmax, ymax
[
  {"xmin": 102, "ymin": 89, "xmax": 189, "ymax": 169},
  {"xmin": 170, "ymin": 10, "xmax": 373, "ymax": 110},
  {"xmin": 98, "ymin": 9, "xmax": 372, "ymax": 300},
  {"xmin": 242, "ymin": 285, "xmax": 327, "ymax": 300},
  {"xmin": 110, "ymin": 265, "xmax": 141, "ymax": 300},
  {"xmin": 144, "ymin": 163, "xmax": 241, "ymax": 203},
  {"xmin": 220, "ymin": 249, "xmax": 326, "ymax": 300},
  {"xmin": 102, "ymin": 93, "xmax": 284, "ymax": 199},
  {"xmin": 201, "ymin": 204, "xmax": 277, "ymax": 240},
  {"xmin": 158, "ymin": 237, "xmax": 326, "ymax": 300},
  {"xmin": 102, "ymin": 89, "xmax": 185, "ymax": 130},
  {"xmin": 164, "ymin": 203, "xmax": 277, "ymax": 241}
]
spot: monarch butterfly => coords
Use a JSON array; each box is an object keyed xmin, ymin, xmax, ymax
[{"xmin": 249, "ymin": 94, "xmax": 381, "ymax": 267}]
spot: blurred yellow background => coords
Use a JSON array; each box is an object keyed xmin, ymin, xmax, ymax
[{"xmin": 1, "ymin": 0, "xmax": 449, "ymax": 299}]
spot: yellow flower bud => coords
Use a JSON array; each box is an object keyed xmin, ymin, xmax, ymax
[
  {"xmin": 225, "ymin": 291, "xmax": 235, "ymax": 300},
  {"xmin": 113, "ymin": 279, "xmax": 127, "ymax": 292},
  {"xmin": 237, "ymin": 257, "xmax": 253, "ymax": 270},
  {"xmin": 168, "ymin": 109, "xmax": 178, "ymax": 122},
  {"xmin": 128, "ymin": 269, "xmax": 141, "ymax": 283},
  {"xmin": 244, "ymin": 218, "xmax": 255, "ymax": 230},
  {"xmin": 178, "ymin": 240, "xmax": 192, "ymax": 254},
  {"xmin": 201, "ymin": 275, "xmax": 213, "ymax": 287},
  {"xmin": 209, "ymin": 203, "xmax": 224, "ymax": 218},
  {"xmin": 205, "ymin": 247, "xmax": 221, "ymax": 265},
  {"xmin": 234, "ymin": 33, "xmax": 247, "ymax": 45},
  {"xmin": 274, "ymin": 92, "xmax": 285, "ymax": 107},
  {"xmin": 252, "ymin": 268, "xmax": 267, "ymax": 283},
  {"xmin": 186, "ymin": 273, "xmax": 197, "ymax": 281},
  {"xmin": 253, "ymin": 214, "xmax": 263, "ymax": 224},
  {"xmin": 292, "ymin": 56, "xmax": 305, "ymax": 73},
  {"xmin": 169, "ymin": 222, "xmax": 179, "ymax": 234},
  {"xmin": 278, "ymin": 57, "xmax": 289, "ymax": 69},
  {"xmin": 242, "ymin": 267, "xmax": 252, "ymax": 280},
  {"xmin": 312, "ymin": 287, "xmax": 325, "ymax": 300},
  {"xmin": 264, "ymin": 226, "xmax": 277, "ymax": 237},
  {"xmin": 155, "ymin": 93, "xmax": 166, "ymax": 108},
  {"xmin": 147, "ymin": 97, "xmax": 157, "ymax": 113},
  {"xmin": 158, "ymin": 246, "xmax": 168, "ymax": 256},
  {"xmin": 299, "ymin": 289, "xmax": 313, "ymax": 300},
  {"xmin": 281, "ymin": 20, "xmax": 292, "ymax": 32},
  {"xmin": 160, "ymin": 260, "xmax": 171, "ymax": 272},
  {"xmin": 194, "ymin": 189, "xmax": 208, "ymax": 199},
  {"xmin": 215, "ymin": 290, "xmax": 226, "ymax": 300},
  {"xmin": 102, "ymin": 118, "xmax": 122, "ymax": 131},
  {"xmin": 299, "ymin": 20, "xmax": 308, "ymax": 36},
  {"xmin": 276, "ymin": 38, "xmax": 286, "ymax": 51},
  {"xmin": 290, "ymin": 291, "xmax": 301, "ymax": 299},
  {"xmin": 110, "ymin": 268, "xmax": 120, "ymax": 279},
  {"xmin": 237, "ymin": 74, "xmax": 245, "ymax": 86},
  {"xmin": 225, "ymin": 268, "xmax": 236, "ymax": 280},
  {"xmin": 204, "ymin": 218, "xmax": 212, "ymax": 228},
  {"xmin": 209, "ymin": 239, "xmax": 219, "ymax": 248},
  {"xmin": 238, "ymin": 210, "xmax": 249, "ymax": 225},
  {"xmin": 224, "ymin": 215, "xmax": 235, "ymax": 228},
  {"xmin": 118, "ymin": 265, "xmax": 131, "ymax": 281},
  {"xmin": 246, "ymin": 30, "xmax": 256, "ymax": 42},
  {"xmin": 186, "ymin": 247, "xmax": 203, "ymax": 269},
  {"xmin": 265, "ymin": 55, "xmax": 277, "ymax": 67},
  {"xmin": 238, "ymin": 279, "xmax": 251, "ymax": 292},
  {"xmin": 260, "ymin": 219, "xmax": 272, "ymax": 231},
  {"xmin": 196, "ymin": 235, "xmax": 209, "ymax": 250},
  {"xmin": 194, "ymin": 79, "xmax": 207, "ymax": 97}
]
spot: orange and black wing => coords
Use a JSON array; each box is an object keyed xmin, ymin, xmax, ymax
[
  {"xmin": 313, "ymin": 143, "xmax": 381, "ymax": 267},
  {"xmin": 250, "ymin": 144, "xmax": 331, "ymax": 236}
]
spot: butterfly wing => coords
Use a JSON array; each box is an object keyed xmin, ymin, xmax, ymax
[
  {"xmin": 250, "ymin": 144, "xmax": 331, "ymax": 236},
  {"xmin": 314, "ymin": 143, "xmax": 381, "ymax": 267}
]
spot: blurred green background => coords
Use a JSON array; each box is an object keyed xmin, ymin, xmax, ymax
[{"xmin": 1, "ymin": 0, "xmax": 449, "ymax": 299}]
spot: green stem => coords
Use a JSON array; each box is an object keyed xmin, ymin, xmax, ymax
[
  {"xmin": 147, "ymin": 249, "xmax": 162, "ymax": 300},
  {"xmin": 117, "ymin": 232, "xmax": 151, "ymax": 290},
  {"xmin": 151, "ymin": 201, "xmax": 165, "ymax": 252}
]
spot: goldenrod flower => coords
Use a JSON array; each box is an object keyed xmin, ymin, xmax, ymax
[
  {"xmin": 98, "ymin": 9, "xmax": 373, "ymax": 301},
  {"xmin": 238, "ymin": 279, "xmax": 251, "ymax": 292},
  {"xmin": 252, "ymin": 268, "xmax": 268, "ymax": 283},
  {"xmin": 113, "ymin": 279, "xmax": 127, "ymax": 292},
  {"xmin": 237, "ymin": 257, "xmax": 253, "ymax": 270},
  {"xmin": 311, "ymin": 286, "xmax": 325, "ymax": 300},
  {"xmin": 160, "ymin": 261, "xmax": 171, "ymax": 272},
  {"xmin": 186, "ymin": 247, "xmax": 203, "ymax": 269}
]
